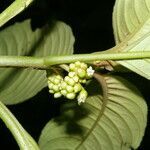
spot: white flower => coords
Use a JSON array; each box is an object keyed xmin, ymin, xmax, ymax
[
  {"xmin": 77, "ymin": 90, "xmax": 88, "ymax": 105},
  {"xmin": 77, "ymin": 96, "xmax": 86, "ymax": 105},
  {"xmin": 86, "ymin": 66, "xmax": 95, "ymax": 77}
]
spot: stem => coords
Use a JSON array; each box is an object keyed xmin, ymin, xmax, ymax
[
  {"xmin": 0, "ymin": 51, "xmax": 150, "ymax": 69},
  {"xmin": 0, "ymin": 0, "xmax": 34, "ymax": 27},
  {"xmin": 0, "ymin": 101, "xmax": 39, "ymax": 150},
  {"xmin": 45, "ymin": 51, "xmax": 150, "ymax": 65},
  {"xmin": 0, "ymin": 56, "xmax": 47, "ymax": 69}
]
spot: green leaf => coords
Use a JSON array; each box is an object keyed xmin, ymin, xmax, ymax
[
  {"xmin": 113, "ymin": 0, "xmax": 150, "ymax": 44},
  {"xmin": 0, "ymin": 0, "xmax": 33, "ymax": 27},
  {"xmin": 117, "ymin": 35, "xmax": 150, "ymax": 79},
  {"xmin": 113, "ymin": 0, "xmax": 150, "ymax": 79},
  {"xmin": 0, "ymin": 101, "xmax": 39, "ymax": 149},
  {"xmin": 0, "ymin": 20, "xmax": 74, "ymax": 104},
  {"xmin": 39, "ymin": 75, "xmax": 147, "ymax": 150}
]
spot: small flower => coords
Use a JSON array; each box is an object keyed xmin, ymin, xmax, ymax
[
  {"xmin": 86, "ymin": 66, "xmax": 95, "ymax": 77},
  {"xmin": 77, "ymin": 89, "xmax": 88, "ymax": 105}
]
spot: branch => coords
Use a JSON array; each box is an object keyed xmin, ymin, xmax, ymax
[
  {"xmin": 44, "ymin": 51, "xmax": 150, "ymax": 65},
  {"xmin": 0, "ymin": 51, "xmax": 150, "ymax": 69}
]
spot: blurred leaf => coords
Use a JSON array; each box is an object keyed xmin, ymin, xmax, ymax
[
  {"xmin": 0, "ymin": 0, "xmax": 33, "ymax": 27},
  {"xmin": 39, "ymin": 75, "xmax": 147, "ymax": 150},
  {"xmin": 0, "ymin": 101, "xmax": 39, "ymax": 150},
  {"xmin": 0, "ymin": 20, "xmax": 74, "ymax": 104},
  {"xmin": 113, "ymin": 0, "xmax": 150, "ymax": 79}
]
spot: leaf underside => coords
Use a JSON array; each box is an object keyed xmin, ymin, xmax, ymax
[
  {"xmin": 113, "ymin": 0, "xmax": 150, "ymax": 79},
  {"xmin": 39, "ymin": 75, "xmax": 147, "ymax": 150},
  {"xmin": 0, "ymin": 20, "xmax": 74, "ymax": 104}
]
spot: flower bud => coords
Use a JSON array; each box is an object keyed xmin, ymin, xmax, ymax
[
  {"xmin": 66, "ymin": 85, "xmax": 74, "ymax": 93},
  {"xmin": 48, "ymin": 83, "xmax": 54, "ymax": 89},
  {"xmin": 74, "ymin": 83, "xmax": 82, "ymax": 93},
  {"xmin": 54, "ymin": 92, "xmax": 62, "ymax": 98},
  {"xmin": 61, "ymin": 90, "xmax": 67, "ymax": 96},
  {"xmin": 69, "ymin": 63, "xmax": 76, "ymax": 71},
  {"xmin": 64, "ymin": 76, "xmax": 70, "ymax": 82},
  {"xmin": 79, "ymin": 79, "xmax": 86, "ymax": 84},
  {"xmin": 75, "ymin": 61, "xmax": 81, "ymax": 67},
  {"xmin": 67, "ymin": 78, "xmax": 75, "ymax": 86},
  {"xmin": 66, "ymin": 93, "xmax": 76, "ymax": 99},
  {"xmin": 54, "ymin": 78, "xmax": 60, "ymax": 85},
  {"xmin": 61, "ymin": 81, "xmax": 67, "ymax": 89},
  {"xmin": 56, "ymin": 75, "xmax": 63, "ymax": 80},
  {"xmin": 73, "ymin": 75, "xmax": 79, "ymax": 82},
  {"xmin": 49, "ymin": 90, "xmax": 54, "ymax": 93},
  {"xmin": 77, "ymin": 68, "xmax": 86, "ymax": 78},
  {"xmin": 80, "ymin": 63, "xmax": 88, "ymax": 69},
  {"xmin": 52, "ymin": 85, "xmax": 59, "ymax": 92},
  {"xmin": 68, "ymin": 72, "xmax": 76, "ymax": 78}
]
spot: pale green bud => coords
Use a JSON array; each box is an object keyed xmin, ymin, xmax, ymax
[
  {"xmin": 48, "ymin": 83, "xmax": 54, "ymax": 89},
  {"xmin": 61, "ymin": 90, "xmax": 67, "ymax": 96},
  {"xmin": 54, "ymin": 78, "xmax": 60, "ymax": 85},
  {"xmin": 49, "ymin": 89, "xmax": 54, "ymax": 93},
  {"xmin": 79, "ymin": 79, "xmax": 86, "ymax": 84},
  {"xmin": 52, "ymin": 85, "xmax": 59, "ymax": 92},
  {"xmin": 69, "ymin": 63, "xmax": 76, "ymax": 71},
  {"xmin": 74, "ymin": 83, "xmax": 82, "ymax": 93},
  {"xmin": 61, "ymin": 81, "xmax": 67, "ymax": 89},
  {"xmin": 48, "ymin": 75, "xmax": 55, "ymax": 82},
  {"xmin": 68, "ymin": 72, "xmax": 75, "ymax": 78},
  {"xmin": 64, "ymin": 76, "xmax": 70, "ymax": 82},
  {"xmin": 75, "ymin": 61, "xmax": 81, "ymax": 67},
  {"xmin": 77, "ymin": 68, "xmax": 86, "ymax": 78},
  {"xmin": 54, "ymin": 92, "xmax": 62, "ymax": 98},
  {"xmin": 66, "ymin": 85, "xmax": 74, "ymax": 93},
  {"xmin": 73, "ymin": 75, "xmax": 79, "ymax": 82},
  {"xmin": 66, "ymin": 93, "xmax": 76, "ymax": 99},
  {"xmin": 67, "ymin": 78, "xmax": 75, "ymax": 86},
  {"xmin": 77, "ymin": 89, "xmax": 88, "ymax": 105},
  {"xmin": 56, "ymin": 75, "xmax": 63, "ymax": 80},
  {"xmin": 80, "ymin": 63, "xmax": 88, "ymax": 69}
]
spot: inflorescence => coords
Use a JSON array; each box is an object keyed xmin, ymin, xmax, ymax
[{"xmin": 47, "ymin": 61, "xmax": 95, "ymax": 105}]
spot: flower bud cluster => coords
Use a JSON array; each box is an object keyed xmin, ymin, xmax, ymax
[
  {"xmin": 48, "ymin": 75, "xmax": 63, "ymax": 98},
  {"xmin": 69, "ymin": 61, "xmax": 94, "ymax": 83},
  {"xmin": 47, "ymin": 62, "xmax": 95, "ymax": 104}
]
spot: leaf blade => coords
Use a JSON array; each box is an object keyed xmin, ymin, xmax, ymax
[
  {"xmin": 39, "ymin": 75, "xmax": 147, "ymax": 150},
  {"xmin": 113, "ymin": 0, "xmax": 150, "ymax": 44},
  {"xmin": 0, "ymin": 20, "xmax": 75, "ymax": 104},
  {"xmin": 113, "ymin": 0, "xmax": 150, "ymax": 79}
]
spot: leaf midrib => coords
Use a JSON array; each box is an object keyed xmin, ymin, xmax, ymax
[{"xmin": 75, "ymin": 75, "xmax": 108, "ymax": 150}]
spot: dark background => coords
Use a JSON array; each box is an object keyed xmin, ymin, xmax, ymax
[{"xmin": 0, "ymin": 0, "xmax": 149, "ymax": 149}]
